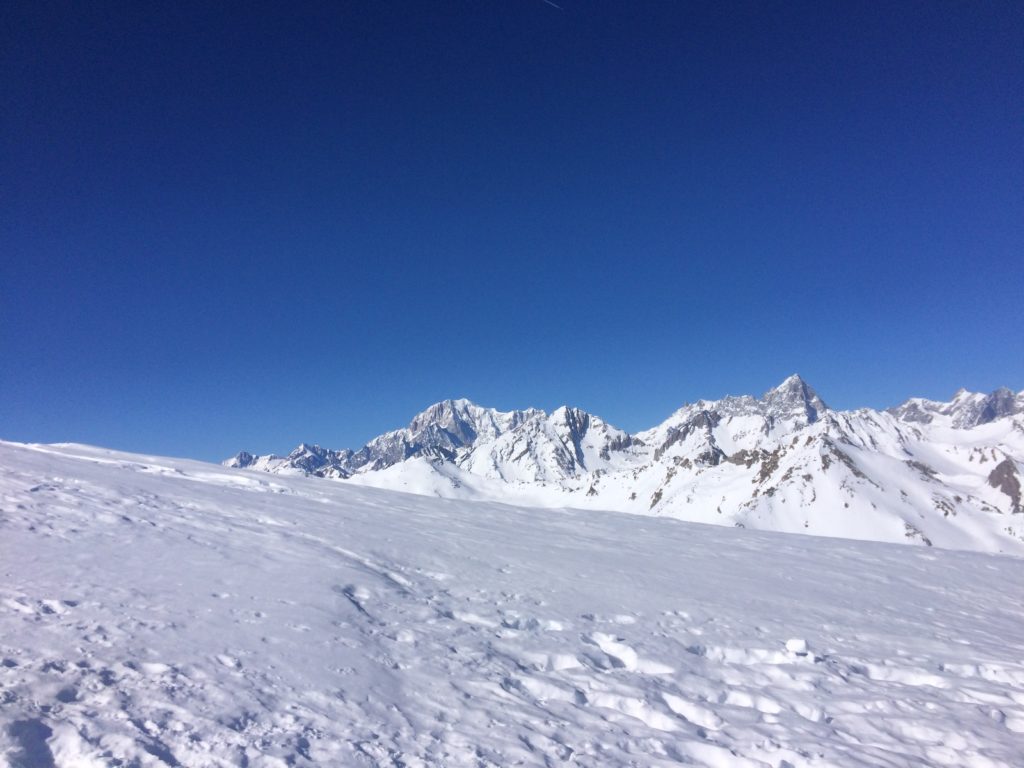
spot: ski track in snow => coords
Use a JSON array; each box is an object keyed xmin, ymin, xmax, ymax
[{"xmin": 2, "ymin": 441, "xmax": 1024, "ymax": 766}]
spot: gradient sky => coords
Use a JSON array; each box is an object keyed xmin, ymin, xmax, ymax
[{"xmin": 2, "ymin": 1, "xmax": 1022, "ymax": 461}]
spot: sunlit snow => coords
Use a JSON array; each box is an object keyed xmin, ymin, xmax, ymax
[{"xmin": 2, "ymin": 440, "xmax": 1024, "ymax": 766}]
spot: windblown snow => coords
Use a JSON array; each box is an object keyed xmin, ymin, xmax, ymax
[{"xmin": 3, "ymin": 440, "xmax": 1024, "ymax": 766}]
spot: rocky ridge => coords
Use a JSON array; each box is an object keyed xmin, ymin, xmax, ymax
[{"xmin": 227, "ymin": 377, "xmax": 1024, "ymax": 552}]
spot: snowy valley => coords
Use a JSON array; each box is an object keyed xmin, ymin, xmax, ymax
[{"xmin": 228, "ymin": 376, "xmax": 1024, "ymax": 554}]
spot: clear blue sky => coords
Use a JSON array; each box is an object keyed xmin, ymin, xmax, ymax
[{"xmin": 2, "ymin": 1, "xmax": 1021, "ymax": 461}]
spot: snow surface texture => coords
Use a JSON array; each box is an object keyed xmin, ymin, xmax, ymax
[
  {"xmin": 3, "ymin": 440, "xmax": 1024, "ymax": 766},
  {"xmin": 228, "ymin": 377, "xmax": 1024, "ymax": 554}
]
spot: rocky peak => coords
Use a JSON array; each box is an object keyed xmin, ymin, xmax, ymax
[
  {"xmin": 407, "ymin": 399, "xmax": 544, "ymax": 448},
  {"xmin": 761, "ymin": 375, "xmax": 827, "ymax": 424},
  {"xmin": 979, "ymin": 388, "xmax": 1022, "ymax": 425},
  {"xmin": 551, "ymin": 405, "xmax": 590, "ymax": 434},
  {"xmin": 226, "ymin": 450, "xmax": 258, "ymax": 469},
  {"xmin": 408, "ymin": 398, "xmax": 486, "ymax": 446},
  {"xmin": 285, "ymin": 443, "xmax": 351, "ymax": 475}
]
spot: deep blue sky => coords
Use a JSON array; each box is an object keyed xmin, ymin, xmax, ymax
[{"xmin": 2, "ymin": 1, "xmax": 1022, "ymax": 461}]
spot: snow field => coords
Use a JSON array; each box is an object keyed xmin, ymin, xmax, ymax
[{"xmin": 2, "ymin": 441, "xmax": 1024, "ymax": 766}]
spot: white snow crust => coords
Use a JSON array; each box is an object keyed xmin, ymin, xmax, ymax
[{"xmin": 3, "ymin": 440, "xmax": 1024, "ymax": 766}]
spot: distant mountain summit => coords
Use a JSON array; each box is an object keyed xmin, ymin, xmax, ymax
[
  {"xmin": 761, "ymin": 374, "xmax": 827, "ymax": 425},
  {"xmin": 888, "ymin": 387, "xmax": 1024, "ymax": 428},
  {"xmin": 227, "ymin": 377, "xmax": 1024, "ymax": 552}
]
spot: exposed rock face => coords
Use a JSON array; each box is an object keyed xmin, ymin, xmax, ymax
[
  {"xmin": 979, "ymin": 389, "xmax": 1024, "ymax": 425},
  {"xmin": 654, "ymin": 411, "xmax": 721, "ymax": 462},
  {"xmin": 988, "ymin": 459, "xmax": 1022, "ymax": 514}
]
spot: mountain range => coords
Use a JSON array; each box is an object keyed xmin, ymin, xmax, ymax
[{"xmin": 226, "ymin": 376, "xmax": 1024, "ymax": 553}]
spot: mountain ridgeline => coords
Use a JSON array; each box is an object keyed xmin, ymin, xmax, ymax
[{"xmin": 227, "ymin": 376, "xmax": 1024, "ymax": 553}]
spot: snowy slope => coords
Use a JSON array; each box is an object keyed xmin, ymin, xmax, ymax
[
  {"xmin": 228, "ymin": 377, "xmax": 1024, "ymax": 554},
  {"xmin": 3, "ymin": 440, "xmax": 1024, "ymax": 767}
]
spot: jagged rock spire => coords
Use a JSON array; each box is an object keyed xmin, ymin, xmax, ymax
[{"xmin": 761, "ymin": 374, "xmax": 828, "ymax": 424}]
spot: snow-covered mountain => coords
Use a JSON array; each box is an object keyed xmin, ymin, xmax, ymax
[
  {"xmin": 4, "ymin": 440, "xmax": 1024, "ymax": 766},
  {"xmin": 887, "ymin": 386, "xmax": 1024, "ymax": 428},
  {"xmin": 228, "ymin": 376, "xmax": 1024, "ymax": 553}
]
